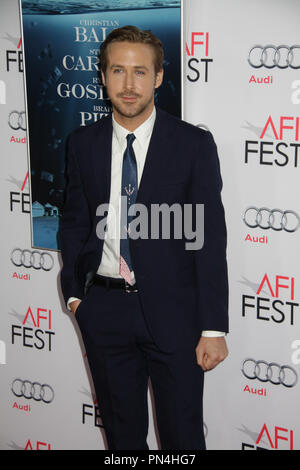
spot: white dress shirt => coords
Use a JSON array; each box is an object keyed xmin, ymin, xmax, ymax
[
  {"xmin": 67, "ymin": 107, "xmax": 225, "ymax": 338},
  {"xmin": 95, "ymin": 106, "xmax": 156, "ymax": 283}
]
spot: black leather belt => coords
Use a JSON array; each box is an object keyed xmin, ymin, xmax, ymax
[{"xmin": 93, "ymin": 274, "xmax": 138, "ymax": 293}]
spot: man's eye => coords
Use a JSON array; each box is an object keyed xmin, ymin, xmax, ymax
[
  {"xmin": 113, "ymin": 69, "xmax": 123, "ymax": 73},
  {"xmin": 136, "ymin": 70, "xmax": 145, "ymax": 75}
]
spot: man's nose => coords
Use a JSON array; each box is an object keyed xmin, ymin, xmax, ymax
[{"xmin": 124, "ymin": 71, "xmax": 135, "ymax": 89}]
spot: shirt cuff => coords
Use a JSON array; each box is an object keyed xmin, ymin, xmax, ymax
[
  {"xmin": 67, "ymin": 297, "xmax": 81, "ymax": 311},
  {"xmin": 201, "ymin": 330, "xmax": 226, "ymax": 337}
]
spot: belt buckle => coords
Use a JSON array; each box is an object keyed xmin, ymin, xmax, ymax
[{"xmin": 125, "ymin": 281, "xmax": 138, "ymax": 293}]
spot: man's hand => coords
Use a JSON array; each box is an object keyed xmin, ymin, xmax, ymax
[
  {"xmin": 195, "ymin": 336, "xmax": 228, "ymax": 371},
  {"xmin": 69, "ymin": 299, "xmax": 81, "ymax": 316}
]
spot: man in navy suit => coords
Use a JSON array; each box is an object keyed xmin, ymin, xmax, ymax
[{"xmin": 60, "ymin": 26, "xmax": 229, "ymax": 450}]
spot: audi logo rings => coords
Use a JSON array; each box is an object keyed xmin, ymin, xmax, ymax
[
  {"xmin": 243, "ymin": 207, "xmax": 300, "ymax": 233},
  {"xmin": 11, "ymin": 248, "xmax": 54, "ymax": 271},
  {"xmin": 248, "ymin": 45, "xmax": 300, "ymax": 69},
  {"xmin": 242, "ymin": 359, "xmax": 298, "ymax": 388},
  {"xmin": 8, "ymin": 111, "xmax": 26, "ymax": 131},
  {"xmin": 12, "ymin": 379, "xmax": 55, "ymax": 403}
]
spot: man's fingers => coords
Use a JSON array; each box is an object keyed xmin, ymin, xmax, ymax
[
  {"xmin": 195, "ymin": 337, "xmax": 229, "ymax": 371},
  {"xmin": 69, "ymin": 300, "xmax": 81, "ymax": 315},
  {"xmin": 196, "ymin": 352, "xmax": 220, "ymax": 371},
  {"xmin": 203, "ymin": 353, "xmax": 224, "ymax": 371},
  {"xmin": 197, "ymin": 352, "xmax": 208, "ymax": 371}
]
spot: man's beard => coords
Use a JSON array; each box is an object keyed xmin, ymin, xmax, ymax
[{"xmin": 111, "ymin": 91, "xmax": 154, "ymax": 119}]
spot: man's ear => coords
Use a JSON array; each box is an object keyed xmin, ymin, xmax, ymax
[{"xmin": 155, "ymin": 68, "xmax": 164, "ymax": 89}]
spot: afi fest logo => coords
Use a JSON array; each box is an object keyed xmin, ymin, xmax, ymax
[
  {"xmin": 242, "ymin": 273, "xmax": 299, "ymax": 326},
  {"xmin": 242, "ymin": 423, "xmax": 294, "ymax": 450},
  {"xmin": 185, "ymin": 32, "xmax": 213, "ymax": 83},
  {"xmin": 244, "ymin": 114, "xmax": 300, "ymax": 168},
  {"xmin": 11, "ymin": 306, "xmax": 55, "ymax": 351},
  {"xmin": 24, "ymin": 439, "xmax": 52, "ymax": 450},
  {"xmin": 9, "ymin": 171, "xmax": 30, "ymax": 214},
  {"xmin": 5, "ymin": 35, "xmax": 23, "ymax": 72}
]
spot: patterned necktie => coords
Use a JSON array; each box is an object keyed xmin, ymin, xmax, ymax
[{"xmin": 119, "ymin": 133, "xmax": 137, "ymax": 285}]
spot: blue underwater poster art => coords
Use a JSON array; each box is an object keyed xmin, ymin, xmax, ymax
[{"xmin": 20, "ymin": 0, "xmax": 182, "ymax": 250}]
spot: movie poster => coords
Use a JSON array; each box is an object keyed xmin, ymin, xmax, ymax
[{"xmin": 20, "ymin": 0, "xmax": 182, "ymax": 250}]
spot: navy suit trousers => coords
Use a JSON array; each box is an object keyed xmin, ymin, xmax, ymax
[{"xmin": 75, "ymin": 282, "xmax": 206, "ymax": 450}]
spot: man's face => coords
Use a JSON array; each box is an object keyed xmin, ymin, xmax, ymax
[{"xmin": 101, "ymin": 41, "xmax": 163, "ymax": 125}]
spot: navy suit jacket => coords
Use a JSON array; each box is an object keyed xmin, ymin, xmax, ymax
[{"xmin": 59, "ymin": 107, "xmax": 229, "ymax": 352}]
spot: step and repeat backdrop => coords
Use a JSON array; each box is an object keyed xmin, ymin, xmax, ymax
[{"xmin": 1, "ymin": 0, "xmax": 300, "ymax": 450}]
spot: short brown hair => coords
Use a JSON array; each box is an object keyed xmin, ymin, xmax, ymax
[{"xmin": 100, "ymin": 25, "xmax": 164, "ymax": 74}]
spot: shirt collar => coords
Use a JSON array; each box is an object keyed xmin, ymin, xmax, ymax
[{"xmin": 112, "ymin": 106, "xmax": 156, "ymax": 148}]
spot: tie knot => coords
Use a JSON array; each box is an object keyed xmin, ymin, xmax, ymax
[{"xmin": 126, "ymin": 133, "xmax": 135, "ymax": 146}]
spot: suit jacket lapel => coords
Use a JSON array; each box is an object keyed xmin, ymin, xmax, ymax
[
  {"xmin": 91, "ymin": 114, "xmax": 113, "ymax": 205},
  {"xmin": 90, "ymin": 108, "xmax": 172, "ymax": 207},
  {"xmin": 136, "ymin": 108, "xmax": 171, "ymax": 206}
]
